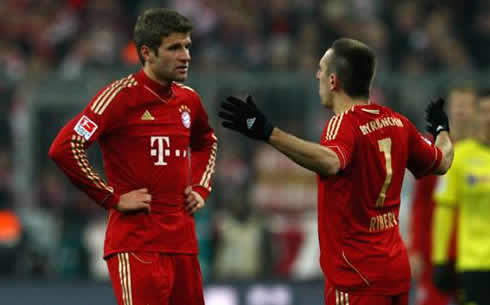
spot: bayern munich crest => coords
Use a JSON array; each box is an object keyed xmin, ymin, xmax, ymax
[{"xmin": 179, "ymin": 105, "xmax": 191, "ymax": 128}]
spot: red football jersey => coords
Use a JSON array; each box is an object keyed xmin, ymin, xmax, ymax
[
  {"xmin": 318, "ymin": 103, "xmax": 442, "ymax": 295},
  {"xmin": 49, "ymin": 70, "xmax": 217, "ymax": 257}
]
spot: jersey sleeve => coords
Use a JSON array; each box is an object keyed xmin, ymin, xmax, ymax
[
  {"xmin": 189, "ymin": 95, "xmax": 217, "ymax": 201},
  {"xmin": 48, "ymin": 77, "xmax": 135, "ymax": 209},
  {"xmin": 320, "ymin": 113, "xmax": 356, "ymax": 170},
  {"xmin": 406, "ymin": 121, "xmax": 443, "ymax": 178}
]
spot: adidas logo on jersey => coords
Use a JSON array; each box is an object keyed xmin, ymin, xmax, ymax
[
  {"xmin": 141, "ymin": 110, "xmax": 155, "ymax": 120},
  {"xmin": 246, "ymin": 117, "xmax": 256, "ymax": 129}
]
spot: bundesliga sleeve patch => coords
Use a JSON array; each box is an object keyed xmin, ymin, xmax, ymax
[{"xmin": 74, "ymin": 115, "xmax": 98, "ymax": 140}]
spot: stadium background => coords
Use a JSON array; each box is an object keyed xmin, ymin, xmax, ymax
[{"xmin": 0, "ymin": 0, "xmax": 489, "ymax": 304}]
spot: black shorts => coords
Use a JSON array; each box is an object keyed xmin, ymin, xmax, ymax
[{"xmin": 459, "ymin": 271, "xmax": 490, "ymax": 305}]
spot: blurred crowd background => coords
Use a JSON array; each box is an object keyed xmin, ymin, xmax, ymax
[{"xmin": 0, "ymin": 0, "xmax": 489, "ymax": 291}]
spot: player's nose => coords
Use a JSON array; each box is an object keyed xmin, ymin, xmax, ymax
[{"xmin": 180, "ymin": 49, "xmax": 191, "ymax": 61}]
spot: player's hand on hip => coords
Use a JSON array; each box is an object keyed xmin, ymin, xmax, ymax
[
  {"xmin": 425, "ymin": 97, "xmax": 450, "ymax": 139},
  {"xmin": 116, "ymin": 188, "xmax": 152, "ymax": 214},
  {"xmin": 184, "ymin": 186, "xmax": 205, "ymax": 214},
  {"xmin": 219, "ymin": 95, "xmax": 274, "ymax": 141}
]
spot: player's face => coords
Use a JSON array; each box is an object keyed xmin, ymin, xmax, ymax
[
  {"xmin": 316, "ymin": 49, "xmax": 334, "ymax": 108},
  {"xmin": 147, "ymin": 32, "xmax": 192, "ymax": 84},
  {"xmin": 448, "ymin": 91, "xmax": 475, "ymax": 128}
]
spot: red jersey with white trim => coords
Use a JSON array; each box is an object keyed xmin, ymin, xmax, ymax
[
  {"xmin": 318, "ymin": 103, "xmax": 442, "ymax": 295},
  {"xmin": 49, "ymin": 70, "xmax": 217, "ymax": 257}
]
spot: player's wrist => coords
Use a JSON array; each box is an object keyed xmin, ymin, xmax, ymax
[
  {"xmin": 435, "ymin": 129, "xmax": 450, "ymax": 138},
  {"xmin": 190, "ymin": 185, "xmax": 210, "ymax": 201},
  {"xmin": 103, "ymin": 192, "xmax": 120, "ymax": 210},
  {"xmin": 263, "ymin": 122, "xmax": 274, "ymax": 142}
]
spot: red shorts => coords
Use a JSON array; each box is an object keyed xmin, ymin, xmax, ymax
[
  {"xmin": 325, "ymin": 282, "xmax": 409, "ymax": 305},
  {"xmin": 106, "ymin": 252, "xmax": 205, "ymax": 305}
]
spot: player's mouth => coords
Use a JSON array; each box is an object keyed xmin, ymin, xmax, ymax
[{"xmin": 176, "ymin": 66, "xmax": 188, "ymax": 73}]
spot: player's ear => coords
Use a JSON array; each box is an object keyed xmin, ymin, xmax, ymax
[
  {"xmin": 140, "ymin": 45, "xmax": 153, "ymax": 64},
  {"xmin": 329, "ymin": 73, "xmax": 338, "ymax": 90}
]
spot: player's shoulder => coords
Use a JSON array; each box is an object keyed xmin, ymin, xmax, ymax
[
  {"xmin": 102, "ymin": 73, "xmax": 139, "ymax": 93},
  {"xmin": 343, "ymin": 103, "xmax": 407, "ymax": 126},
  {"xmin": 362, "ymin": 104, "xmax": 408, "ymax": 120},
  {"xmin": 89, "ymin": 73, "xmax": 138, "ymax": 115},
  {"xmin": 173, "ymin": 82, "xmax": 201, "ymax": 100}
]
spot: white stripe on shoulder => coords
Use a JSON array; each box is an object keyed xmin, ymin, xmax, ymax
[
  {"xmin": 174, "ymin": 82, "xmax": 196, "ymax": 92},
  {"xmin": 331, "ymin": 113, "xmax": 344, "ymax": 139},
  {"xmin": 325, "ymin": 116, "xmax": 338, "ymax": 141},
  {"xmin": 91, "ymin": 74, "xmax": 138, "ymax": 115}
]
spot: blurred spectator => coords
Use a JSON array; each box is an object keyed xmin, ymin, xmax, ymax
[{"xmin": 213, "ymin": 197, "xmax": 268, "ymax": 280}]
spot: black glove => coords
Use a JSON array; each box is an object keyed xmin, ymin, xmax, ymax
[
  {"xmin": 425, "ymin": 97, "xmax": 450, "ymax": 138},
  {"xmin": 432, "ymin": 264, "xmax": 458, "ymax": 292},
  {"xmin": 219, "ymin": 96, "xmax": 274, "ymax": 141}
]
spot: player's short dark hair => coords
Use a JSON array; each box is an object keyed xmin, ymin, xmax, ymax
[
  {"xmin": 133, "ymin": 8, "xmax": 193, "ymax": 65},
  {"xmin": 328, "ymin": 38, "xmax": 376, "ymax": 99}
]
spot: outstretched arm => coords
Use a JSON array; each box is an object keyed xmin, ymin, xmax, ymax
[
  {"xmin": 268, "ymin": 128, "xmax": 340, "ymax": 176},
  {"xmin": 219, "ymin": 95, "xmax": 342, "ymax": 177},
  {"xmin": 433, "ymin": 131, "xmax": 453, "ymax": 175},
  {"xmin": 425, "ymin": 98, "xmax": 454, "ymax": 175}
]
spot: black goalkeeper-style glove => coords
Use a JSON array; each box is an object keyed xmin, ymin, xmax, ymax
[
  {"xmin": 432, "ymin": 264, "xmax": 458, "ymax": 292},
  {"xmin": 219, "ymin": 96, "xmax": 274, "ymax": 141},
  {"xmin": 425, "ymin": 97, "xmax": 450, "ymax": 139}
]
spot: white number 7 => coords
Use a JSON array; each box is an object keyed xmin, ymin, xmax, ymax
[{"xmin": 376, "ymin": 138, "xmax": 392, "ymax": 207}]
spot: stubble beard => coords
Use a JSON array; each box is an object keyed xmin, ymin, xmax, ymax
[{"xmin": 155, "ymin": 68, "xmax": 185, "ymax": 84}]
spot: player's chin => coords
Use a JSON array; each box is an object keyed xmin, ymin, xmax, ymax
[{"xmin": 174, "ymin": 73, "xmax": 188, "ymax": 82}]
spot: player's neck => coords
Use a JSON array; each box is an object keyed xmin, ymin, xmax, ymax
[
  {"xmin": 143, "ymin": 66, "xmax": 172, "ymax": 88},
  {"xmin": 333, "ymin": 96, "xmax": 368, "ymax": 114}
]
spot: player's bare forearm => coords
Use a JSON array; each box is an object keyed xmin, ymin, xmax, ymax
[
  {"xmin": 268, "ymin": 127, "xmax": 340, "ymax": 176},
  {"xmin": 433, "ymin": 131, "xmax": 453, "ymax": 175}
]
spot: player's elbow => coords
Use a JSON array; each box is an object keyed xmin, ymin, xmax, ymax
[
  {"xmin": 318, "ymin": 156, "xmax": 341, "ymax": 177},
  {"xmin": 433, "ymin": 134, "xmax": 454, "ymax": 175},
  {"xmin": 433, "ymin": 153, "xmax": 453, "ymax": 175},
  {"xmin": 433, "ymin": 159, "xmax": 451, "ymax": 175},
  {"xmin": 48, "ymin": 142, "xmax": 64, "ymax": 163}
]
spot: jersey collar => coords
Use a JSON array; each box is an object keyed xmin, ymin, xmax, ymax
[{"xmin": 136, "ymin": 69, "xmax": 174, "ymax": 102}]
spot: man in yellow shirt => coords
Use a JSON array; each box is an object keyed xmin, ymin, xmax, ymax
[{"xmin": 433, "ymin": 89, "xmax": 490, "ymax": 305}]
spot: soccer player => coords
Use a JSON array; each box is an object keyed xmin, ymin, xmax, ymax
[
  {"xmin": 49, "ymin": 9, "xmax": 217, "ymax": 305},
  {"xmin": 432, "ymin": 89, "xmax": 490, "ymax": 305},
  {"xmin": 218, "ymin": 38, "xmax": 454, "ymax": 305},
  {"xmin": 409, "ymin": 86, "xmax": 476, "ymax": 305}
]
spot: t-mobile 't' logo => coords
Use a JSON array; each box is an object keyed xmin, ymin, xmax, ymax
[{"xmin": 150, "ymin": 136, "xmax": 170, "ymax": 166}]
